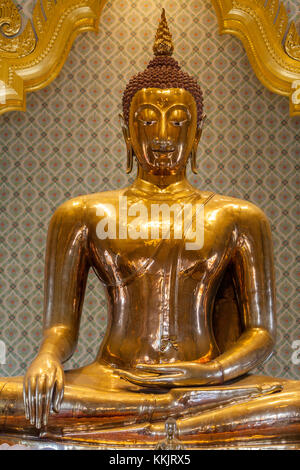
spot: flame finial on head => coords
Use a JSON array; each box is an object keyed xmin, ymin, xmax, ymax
[{"xmin": 153, "ymin": 8, "xmax": 174, "ymax": 56}]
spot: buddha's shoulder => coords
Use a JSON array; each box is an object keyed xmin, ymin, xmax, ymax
[
  {"xmin": 52, "ymin": 190, "xmax": 268, "ymax": 224},
  {"xmin": 207, "ymin": 193, "xmax": 268, "ymax": 222},
  {"xmin": 52, "ymin": 189, "xmax": 126, "ymax": 215}
]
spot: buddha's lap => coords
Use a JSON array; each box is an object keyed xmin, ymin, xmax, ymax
[
  {"xmin": 0, "ymin": 366, "xmax": 299, "ymax": 411},
  {"xmin": 0, "ymin": 375, "xmax": 299, "ymax": 442}
]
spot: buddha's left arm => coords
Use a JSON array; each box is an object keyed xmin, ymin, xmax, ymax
[{"xmin": 214, "ymin": 203, "xmax": 276, "ymax": 382}]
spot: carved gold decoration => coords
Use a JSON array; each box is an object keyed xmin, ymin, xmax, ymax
[
  {"xmin": 0, "ymin": 0, "xmax": 107, "ymax": 114},
  {"xmin": 153, "ymin": 7, "xmax": 174, "ymax": 56},
  {"xmin": 285, "ymin": 21, "xmax": 300, "ymax": 61},
  {"xmin": 211, "ymin": 0, "xmax": 300, "ymax": 116},
  {"xmin": 0, "ymin": 0, "xmax": 21, "ymax": 36}
]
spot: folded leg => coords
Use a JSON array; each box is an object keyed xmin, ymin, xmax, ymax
[{"xmin": 0, "ymin": 364, "xmax": 290, "ymax": 445}]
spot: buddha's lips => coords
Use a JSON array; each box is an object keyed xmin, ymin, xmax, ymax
[
  {"xmin": 151, "ymin": 148, "xmax": 175, "ymax": 154},
  {"xmin": 152, "ymin": 154, "xmax": 174, "ymax": 167}
]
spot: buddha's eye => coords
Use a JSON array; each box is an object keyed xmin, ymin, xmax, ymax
[
  {"xmin": 139, "ymin": 120, "xmax": 157, "ymax": 126},
  {"xmin": 170, "ymin": 120, "xmax": 187, "ymax": 127}
]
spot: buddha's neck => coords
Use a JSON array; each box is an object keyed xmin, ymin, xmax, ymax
[{"xmin": 136, "ymin": 166, "xmax": 189, "ymax": 190}]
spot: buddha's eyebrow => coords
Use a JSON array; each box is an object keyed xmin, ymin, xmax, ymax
[
  {"xmin": 134, "ymin": 104, "xmax": 191, "ymax": 120},
  {"xmin": 167, "ymin": 105, "xmax": 191, "ymax": 120},
  {"xmin": 134, "ymin": 104, "xmax": 159, "ymax": 117}
]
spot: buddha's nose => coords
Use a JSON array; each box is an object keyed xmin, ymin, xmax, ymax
[{"xmin": 158, "ymin": 116, "xmax": 168, "ymax": 141}]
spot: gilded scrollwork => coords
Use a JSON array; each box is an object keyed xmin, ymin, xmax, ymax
[
  {"xmin": 0, "ymin": 0, "xmax": 21, "ymax": 36},
  {"xmin": 0, "ymin": 19, "xmax": 36, "ymax": 56},
  {"xmin": 0, "ymin": 0, "xmax": 107, "ymax": 114},
  {"xmin": 0, "ymin": 1, "xmax": 36, "ymax": 56},
  {"xmin": 285, "ymin": 21, "xmax": 300, "ymax": 61},
  {"xmin": 211, "ymin": 0, "xmax": 300, "ymax": 116}
]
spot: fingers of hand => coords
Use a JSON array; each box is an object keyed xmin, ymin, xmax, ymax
[
  {"xmin": 43, "ymin": 375, "xmax": 54, "ymax": 427},
  {"xmin": 35, "ymin": 375, "xmax": 46, "ymax": 429},
  {"xmin": 118, "ymin": 369, "xmax": 178, "ymax": 387},
  {"xmin": 24, "ymin": 369, "xmax": 59, "ymax": 428},
  {"xmin": 23, "ymin": 379, "xmax": 29, "ymax": 420},
  {"xmin": 136, "ymin": 364, "xmax": 183, "ymax": 375},
  {"xmin": 28, "ymin": 376, "xmax": 36, "ymax": 426},
  {"xmin": 53, "ymin": 369, "xmax": 64, "ymax": 413}
]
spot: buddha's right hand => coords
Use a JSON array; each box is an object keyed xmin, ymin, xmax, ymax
[{"xmin": 23, "ymin": 353, "xmax": 64, "ymax": 429}]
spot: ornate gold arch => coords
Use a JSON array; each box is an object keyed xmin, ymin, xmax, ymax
[
  {"xmin": 0, "ymin": 0, "xmax": 299, "ymax": 115},
  {"xmin": 0, "ymin": 0, "xmax": 107, "ymax": 114},
  {"xmin": 211, "ymin": 0, "xmax": 300, "ymax": 116}
]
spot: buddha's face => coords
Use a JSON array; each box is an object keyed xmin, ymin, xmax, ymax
[
  {"xmin": 127, "ymin": 88, "xmax": 199, "ymax": 175},
  {"xmin": 166, "ymin": 419, "xmax": 176, "ymax": 438}
]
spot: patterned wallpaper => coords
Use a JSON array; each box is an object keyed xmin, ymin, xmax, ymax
[{"xmin": 0, "ymin": 0, "xmax": 299, "ymax": 380}]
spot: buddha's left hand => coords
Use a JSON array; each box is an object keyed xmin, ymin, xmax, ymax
[{"xmin": 118, "ymin": 361, "xmax": 223, "ymax": 387}]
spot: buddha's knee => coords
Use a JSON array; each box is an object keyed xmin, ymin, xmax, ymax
[
  {"xmin": 276, "ymin": 381, "xmax": 300, "ymax": 419},
  {"xmin": 230, "ymin": 381, "xmax": 300, "ymax": 424},
  {"xmin": 176, "ymin": 381, "xmax": 300, "ymax": 438}
]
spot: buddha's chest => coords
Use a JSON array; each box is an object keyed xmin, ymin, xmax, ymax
[{"xmin": 87, "ymin": 202, "xmax": 236, "ymax": 286}]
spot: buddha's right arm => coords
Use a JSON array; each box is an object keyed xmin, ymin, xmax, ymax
[
  {"xmin": 41, "ymin": 197, "xmax": 90, "ymax": 361},
  {"xmin": 23, "ymin": 197, "xmax": 90, "ymax": 428}
]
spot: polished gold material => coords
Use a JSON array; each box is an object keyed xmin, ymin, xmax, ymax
[
  {"xmin": 0, "ymin": 85, "xmax": 299, "ymax": 448},
  {"xmin": 0, "ymin": 10, "xmax": 299, "ymax": 450},
  {"xmin": 0, "ymin": 0, "xmax": 107, "ymax": 114},
  {"xmin": 211, "ymin": 0, "xmax": 300, "ymax": 116}
]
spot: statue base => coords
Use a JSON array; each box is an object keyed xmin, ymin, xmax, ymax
[{"xmin": 1, "ymin": 431, "xmax": 300, "ymax": 450}]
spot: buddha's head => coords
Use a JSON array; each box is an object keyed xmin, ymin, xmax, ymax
[
  {"xmin": 165, "ymin": 417, "xmax": 177, "ymax": 439},
  {"xmin": 121, "ymin": 9, "xmax": 205, "ymax": 176}
]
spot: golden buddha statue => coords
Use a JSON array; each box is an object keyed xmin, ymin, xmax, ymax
[{"xmin": 0, "ymin": 10, "xmax": 299, "ymax": 449}]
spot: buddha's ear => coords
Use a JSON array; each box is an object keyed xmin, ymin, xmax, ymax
[
  {"xmin": 119, "ymin": 113, "xmax": 134, "ymax": 174},
  {"xmin": 119, "ymin": 113, "xmax": 130, "ymax": 143},
  {"xmin": 194, "ymin": 113, "xmax": 207, "ymax": 148},
  {"xmin": 190, "ymin": 114, "xmax": 207, "ymax": 174}
]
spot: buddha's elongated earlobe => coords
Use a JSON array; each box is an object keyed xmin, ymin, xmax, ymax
[
  {"xmin": 191, "ymin": 114, "xmax": 206, "ymax": 175},
  {"xmin": 119, "ymin": 113, "xmax": 134, "ymax": 174},
  {"xmin": 191, "ymin": 147, "xmax": 198, "ymax": 174},
  {"xmin": 126, "ymin": 145, "xmax": 133, "ymax": 174}
]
